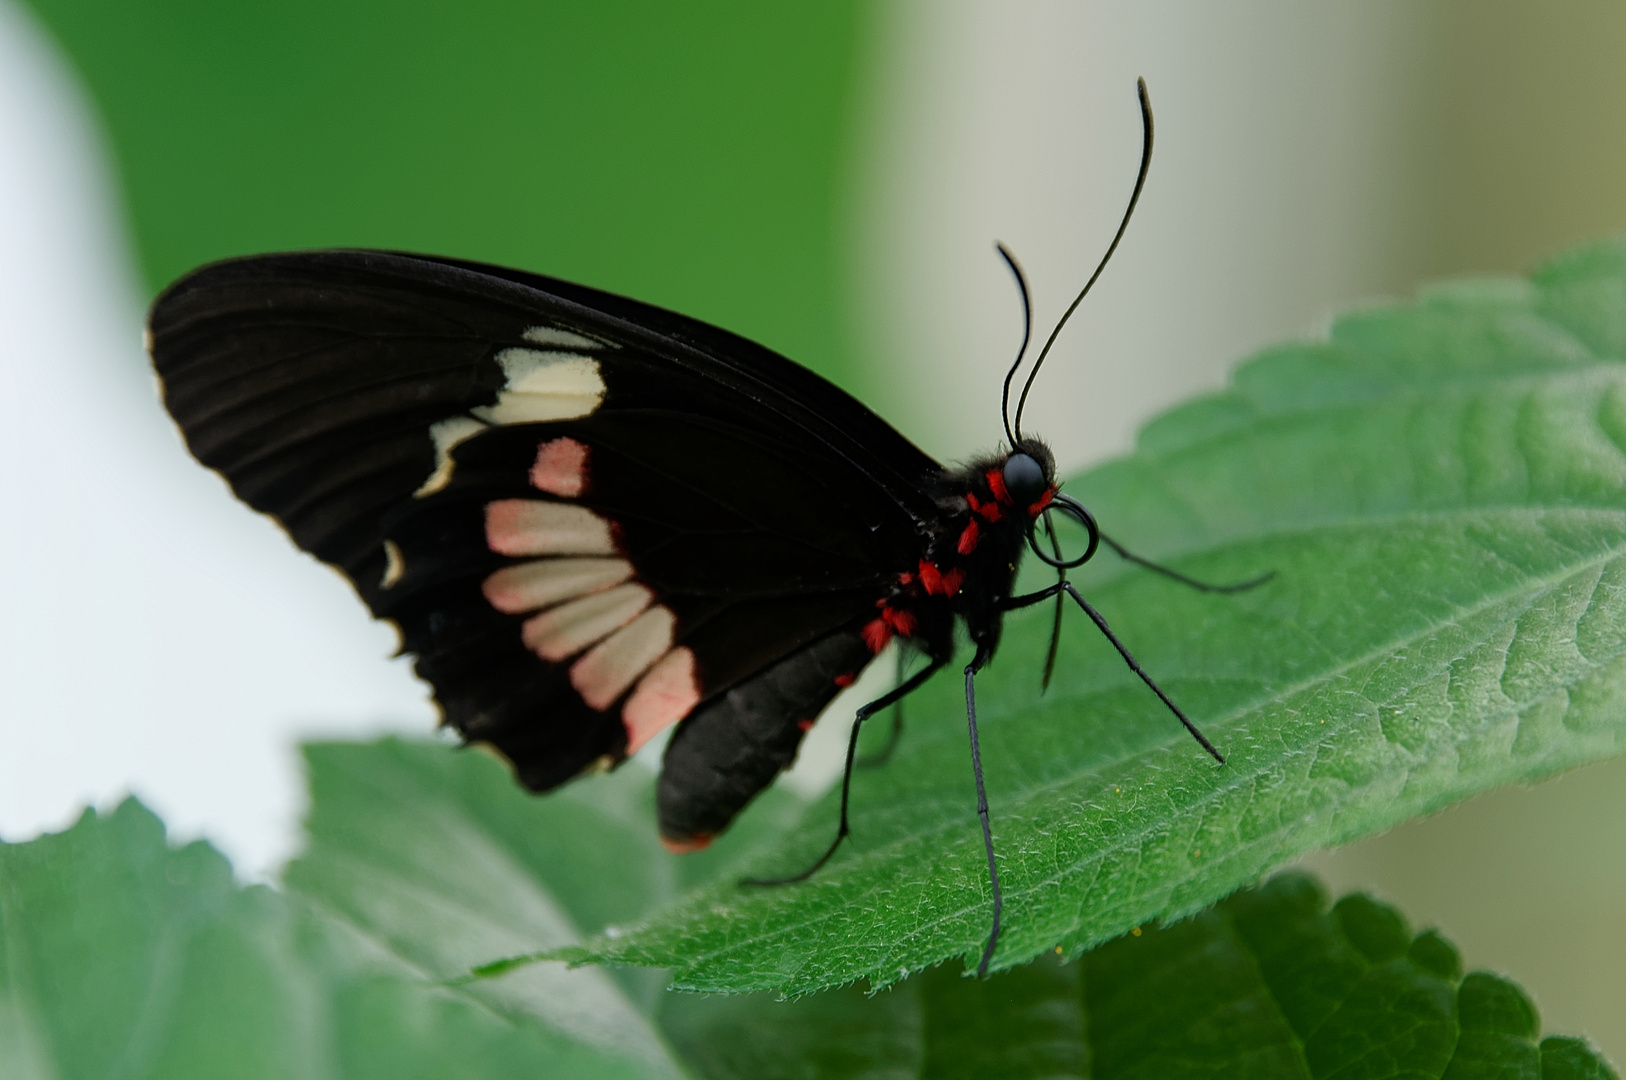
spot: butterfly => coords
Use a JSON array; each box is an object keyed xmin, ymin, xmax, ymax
[{"xmin": 147, "ymin": 79, "xmax": 1266, "ymax": 976}]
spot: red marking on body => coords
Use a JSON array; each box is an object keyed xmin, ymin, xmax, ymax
[
  {"xmin": 957, "ymin": 519, "xmax": 980, "ymax": 555},
  {"xmin": 880, "ymin": 605, "xmax": 918, "ymax": 637},
  {"xmin": 987, "ymin": 468, "xmax": 1012, "ymax": 505},
  {"xmin": 1027, "ymin": 487, "xmax": 1056, "ymax": 517},
  {"xmin": 529, "ymin": 436, "xmax": 590, "ymax": 497},
  {"xmin": 834, "ymin": 672, "xmax": 855, "ymax": 688},
  {"xmin": 797, "ymin": 719, "xmax": 815, "ymax": 732},
  {"xmin": 918, "ymin": 559, "xmax": 943, "ymax": 594},
  {"xmin": 622, "ymin": 647, "xmax": 701, "ymax": 753},
  {"xmin": 897, "ymin": 571, "xmax": 914, "ymax": 586},
  {"xmin": 661, "ymin": 833, "xmax": 713, "ymax": 854},
  {"xmin": 862, "ymin": 617, "xmax": 893, "ymax": 653},
  {"xmin": 967, "ymin": 492, "xmax": 1002, "ymax": 523},
  {"xmin": 918, "ymin": 560, "xmax": 965, "ymax": 598}
]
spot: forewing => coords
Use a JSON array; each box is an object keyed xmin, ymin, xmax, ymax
[{"xmin": 149, "ymin": 250, "xmax": 941, "ymax": 788}]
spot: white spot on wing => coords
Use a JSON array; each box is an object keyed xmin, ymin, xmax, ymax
[
  {"xmin": 485, "ymin": 499, "xmax": 615, "ymax": 556},
  {"xmin": 523, "ymin": 325, "xmax": 611, "ymax": 350},
  {"xmin": 623, "ymin": 647, "xmax": 700, "ymax": 752},
  {"xmin": 414, "ymin": 415, "xmax": 487, "ymax": 497},
  {"xmin": 521, "ymin": 583, "xmax": 652, "ymax": 662},
  {"xmin": 570, "ymin": 605, "xmax": 675, "ymax": 710},
  {"xmin": 482, "ymin": 556, "xmax": 633, "ymax": 614},
  {"xmin": 380, "ymin": 539, "xmax": 405, "ymax": 589},
  {"xmin": 472, "ymin": 349, "xmax": 605, "ymax": 425}
]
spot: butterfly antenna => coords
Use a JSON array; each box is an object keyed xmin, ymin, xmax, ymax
[
  {"xmin": 996, "ymin": 243, "xmax": 1034, "ymax": 449},
  {"xmin": 1013, "ymin": 77, "xmax": 1154, "ymax": 441}
]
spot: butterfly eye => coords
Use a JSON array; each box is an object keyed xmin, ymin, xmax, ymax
[{"xmin": 1002, "ymin": 452, "xmax": 1048, "ymax": 507}]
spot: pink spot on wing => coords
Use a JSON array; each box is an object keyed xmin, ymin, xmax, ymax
[
  {"xmin": 530, "ymin": 436, "xmax": 589, "ymax": 497},
  {"xmin": 485, "ymin": 499, "xmax": 613, "ymax": 556},
  {"xmin": 622, "ymin": 647, "xmax": 701, "ymax": 753},
  {"xmin": 569, "ymin": 606, "xmax": 675, "ymax": 710}
]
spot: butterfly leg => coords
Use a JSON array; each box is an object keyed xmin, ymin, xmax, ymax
[
  {"xmin": 741, "ymin": 656, "xmax": 947, "ymax": 887},
  {"xmin": 1002, "ymin": 581, "xmax": 1225, "ymax": 764},
  {"xmin": 857, "ymin": 644, "xmax": 911, "ymax": 768},
  {"xmin": 1098, "ymin": 531, "xmax": 1274, "ymax": 594},
  {"xmin": 963, "ymin": 642, "xmax": 1003, "ymax": 978},
  {"xmin": 1062, "ymin": 582, "xmax": 1225, "ymax": 764}
]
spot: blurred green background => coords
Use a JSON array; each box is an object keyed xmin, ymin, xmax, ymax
[
  {"xmin": 23, "ymin": 0, "xmax": 869, "ymax": 391},
  {"xmin": 9, "ymin": 0, "xmax": 1626, "ymax": 1062}
]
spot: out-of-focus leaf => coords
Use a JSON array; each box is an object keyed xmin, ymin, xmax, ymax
[
  {"xmin": 648, "ymin": 872, "xmax": 1618, "ymax": 1080},
  {"xmin": 0, "ymin": 798, "xmax": 668, "ymax": 1079},
  {"xmin": 281, "ymin": 738, "xmax": 797, "ymax": 1065}
]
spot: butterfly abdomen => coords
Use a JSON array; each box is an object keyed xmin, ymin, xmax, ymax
[{"xmin": 657, "ymin": 625, "xmax": 875, "ymax": 851}]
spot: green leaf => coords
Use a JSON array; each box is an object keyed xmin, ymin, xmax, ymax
[
  {"xmin": 0, "ymin": 798, "xmax": 667, "ymax": 1079},
  {"xmin": 654, "ymin": 873, "xmax": 1618, "ymax": 1080},
  {"xmin": 281, "ymin": 738, "xmax": 801, "ymax": 1068},
  {"xmin": 572, "ymin": 238, "xmax": 1626, "ymax": 993}
]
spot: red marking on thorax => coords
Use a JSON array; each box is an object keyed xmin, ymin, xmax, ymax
[
  {"xmin": 862, "ymin": 618, "xmax": 892, "ymax": 653},
  {"xmin": 834, "ymin": 672, "xmax": 855, "ymax": 688},
  {"xmin": 957, "ymin": 519, "xmax": 980, "ymax": 555},
  {"xmin": 918, "ymin": 559, "xmax": 965, "ymax": 598},
  {"xmin": 986, "ymin": 468, "xmax": 1011, "ymax": 505},
  {"xmin": 1027, "ymin": 487, "xmax": 1056, "ymax": 517},
  {"xmin": 879, "ymin": 604, "xmax": 918, "ymax": 637},
  {"xmin": 967, "ymin": 492, "xmax": 1003, "ymax": 523},
  {"xmin": 530, "ymin": 437, "xmax": 590, "ymax": 497}
]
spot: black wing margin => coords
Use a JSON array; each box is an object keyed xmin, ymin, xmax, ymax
[{"xmin": 149, "ymin": 249, "xmax": 942, "ymax": 788}]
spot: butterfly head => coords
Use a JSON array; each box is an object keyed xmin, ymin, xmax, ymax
[{"xmin": 1001, "ymin": 450, "xmax": 1049, "ymax": 509}]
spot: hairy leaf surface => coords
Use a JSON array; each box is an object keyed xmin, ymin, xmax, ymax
[{"xmin": 571, "ymin": 240, "xmax": 1626, "ymax": 992}]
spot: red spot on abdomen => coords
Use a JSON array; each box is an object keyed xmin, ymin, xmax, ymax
[
  {"xmin": 661, "ymin": 833, "xmax": 713, "ymax": 854},
  {"xmin": 834, "ymin": 672, "xmax": 855, "ymax": 688}
]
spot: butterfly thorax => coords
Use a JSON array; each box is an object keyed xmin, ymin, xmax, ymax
[{"xmin": 861, "ymin": 438, "xmax": 1057, "ymax": 666}]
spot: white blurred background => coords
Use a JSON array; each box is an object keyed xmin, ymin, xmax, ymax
[{"xmin": 2, "ymin": 0, "xmax": 1625, "ymax": 1057}]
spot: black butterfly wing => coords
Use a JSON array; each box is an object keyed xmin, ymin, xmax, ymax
[{"xmin": 150, "ymin": 249, "xmax": 943, "ymax": 802}]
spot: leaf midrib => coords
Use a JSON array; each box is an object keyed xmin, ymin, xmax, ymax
[{"xmin": 630, "ymin": 537, "xmax": 1626, "ymax": 985}]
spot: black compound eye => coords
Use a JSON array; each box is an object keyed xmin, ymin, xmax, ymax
[{"xmin": 1002, "ymin": 452, "xmax": 1048, "ymax": 506}]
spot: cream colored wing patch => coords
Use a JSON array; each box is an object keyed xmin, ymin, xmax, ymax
[
  {"xmin": 473, "ymin": 349, "xmax": 606, "ymax": 426},
  {"xmin": 520, "ymin": 583, "xmax": 653, "ymax": 662},
  {"xmin": 570, "ymin": 606, "xmax": 676, "ymax": 711},
  {"xmin": 623, "ymin": 647, "xmax": 701, "ymax": 753},
  {"xmin": 414, "ymin": 325, "xmax": 611, "ymax": 497},
  {"xmin": 482, "ymin": 556, "xmax": 633, "ymax": 614},
  {"xmin": 485, "ymin": 499, "xmax": 615, "ymax": 556}
]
